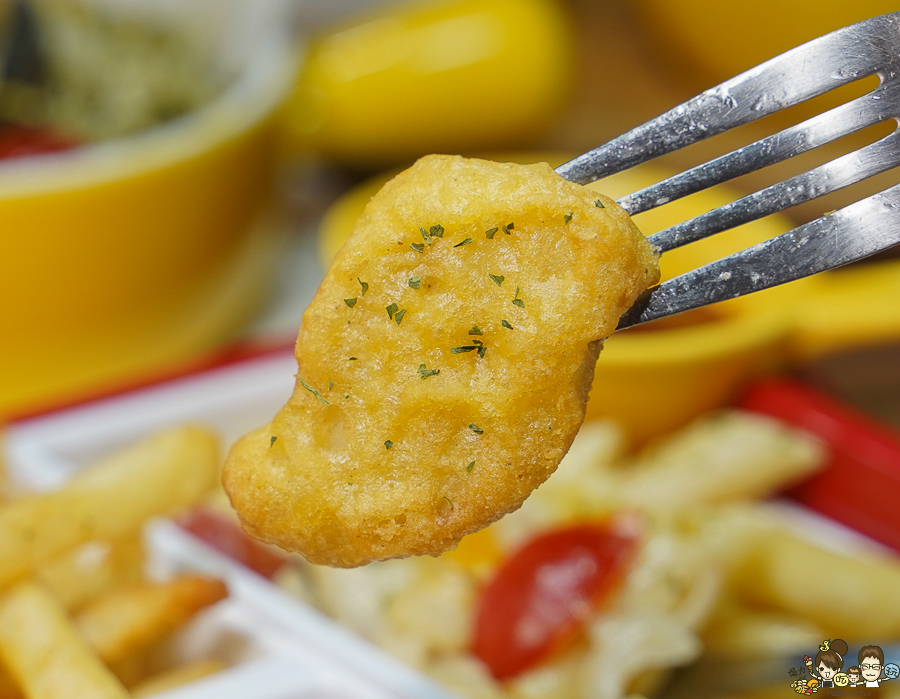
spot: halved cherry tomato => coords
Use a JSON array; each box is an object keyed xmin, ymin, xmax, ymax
[
  {"xmin": 0, "ymin": 124, "xmax": 78, "ymax": 160},
  {"xmin": 472, "ymin": 522, "xmax": 637, "ymax": 681},
  {"xmin": 740, "ymin": 378, "xmax": 900, "ymax": 552},
  {"xmin": 178, "ymin": 507, "xmax": 286, "ymax": 579}
]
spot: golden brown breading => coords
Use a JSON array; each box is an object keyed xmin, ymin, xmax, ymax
[{"xmin": 223, "ymin": 155, "xmax": 659, "ymax": 567}]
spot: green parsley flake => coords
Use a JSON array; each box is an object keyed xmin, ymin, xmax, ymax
[
  {"xmin": 503, "ymin": 222, "xmax": 515, "ymax": 234},
  {"xmin": 299, "ymin": 378, "xmax": 330, "ymax": 405},
  {"xmin": 419, "ymin": 226, "xmax": 432, "ymax": 244},
  {"xmin": 344, "ymin": 298, "xmax": 357, "ymax": 308},
  {"xmin": 595, "ymin": 199, "xmax": 605, "ymax": 208},
  {"xmin": 466, "ymin": 461, "xmax": 475, "ymax": 472},
  {"xmin": 469, "ymin": 424, "xmax": 484, "ymax": 434},
  {"xmin": 410, "ymin": 242, "xmax": 425, "ymax": 253},
  {"xmin": 270, "ymin": 436, "xmax": 277, "ymax": 447},
  {"xmin": 386, "ymin": 303, "xmax": 399, "ymax": 319},
  {"xmin": 478, "ymin": 345, "xmax": 487, "ymax": 358},
  {"xmin": 385, "ymin": 440, "xmax": 394, "ymax": 450},
  {"xmin": 502, "ymin": 319, "xmax": 513, "ymax": 329},
  {"xmin": 408, "ymin": 276, "xmax": 421, "ymax": 289},
  {"xmin": 394, "ymin": 309, "xmax": 407, "ymax": 325},
  {"xmin": 454, "ymin": 238, "xmax": 473, "ymax": 247},
  {"xmin": 343, "ymin": 393, "xmax": 350, "ymax": 400},
  {"xmin": 358, "ymin": 279, "xmax": 369, "ymax": 295},
  {"xmin": 418, "ymin": 363, "xmax": 440, "ymax": 378},
  {"xmin": 348, "ymin": 357, "xmax": 358, "ymax": 361},
  {"xmin": 468, "ymin": 325, "xmax": 483, "ymax": 335},
  {"xmin": 443, "ymin": 495, "xmax": 454, "ymax": 507},
  {"xmin": 430, "ymin": 224, "xmax": 444, "ymax": 238},
  {"xmin": 489, "ymin": 273, "xmax": 505, "ymax": 286},
  {"xmin": 451, "ymin": 346, "xmax": 478, "ymax": 354},
  {"xmin": 328, "ymin": 381, "xmax": 335, "ymax": 391},
  {"xmin": 564, "ymin": 212, "xmax": 573, "ymax": 224},
  {"xmin": 512, "ymin": 286, "xmax": 525, "ymax": 308},
  {"xmin": 485, "ymin": 227, "xmax": 499, "ymax": 239}
]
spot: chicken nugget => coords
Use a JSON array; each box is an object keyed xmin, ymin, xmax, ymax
[{"xmin": 223, "ymin": 155, "xmax": 659, "ymax": 567}]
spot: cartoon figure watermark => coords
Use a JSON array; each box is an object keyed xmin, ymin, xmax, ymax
[
  {"xmin": 790, "ymin": 641, "xmax": 899, "ymax": 694},
  {"xmin": 857, "ymin": 645, "xmax": 899, "ymax": 688},
  {"xmin": 812, "ymin": 639, "xmax": 848, "ymax": 689}
]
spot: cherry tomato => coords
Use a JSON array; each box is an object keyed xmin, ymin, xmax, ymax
[
  {"xmin": 0, "ymin": 124, "xmax": 78, "ymax": 160},
  {"xmin": 179, "ymin": 507, "xmax": 286, "ymax": 579},
  {"xmin": 472, "ymin": 522, "xmax": 637, "ymax": 681}
]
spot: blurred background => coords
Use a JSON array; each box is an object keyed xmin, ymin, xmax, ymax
[
  {"xmin": 1, "ymin": 0, "xmax": 898, "ymax": 433},
  {"xmin": 3, "ymin": 3, "xmax": 900, "ymax": 698}
]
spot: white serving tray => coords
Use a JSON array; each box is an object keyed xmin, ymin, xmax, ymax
[{"xmin": 9, "ymin": 348, "xmax": 884, "ymax": 699}]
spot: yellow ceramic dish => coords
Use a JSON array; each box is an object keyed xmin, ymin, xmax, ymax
[
  {"xmin": 0, "ymin": 11, "xmax": 296, "ymax": 418},
  {"xmin": 319, "ymin": 155, "xmax": 900, "ymax": 444}
]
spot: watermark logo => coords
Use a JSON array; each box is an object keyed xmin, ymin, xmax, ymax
[{"xmin": 789, "ymin": 641, "xmax": 899, "ymax": 694}]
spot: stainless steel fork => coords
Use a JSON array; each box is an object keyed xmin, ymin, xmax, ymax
[
  {"xmin": 1, "ymin": 0, "xmax": 45, "ymax": 87},
  {"xmin": 555, "ymin": 12, "xmax": 900, "ymax": 330}
]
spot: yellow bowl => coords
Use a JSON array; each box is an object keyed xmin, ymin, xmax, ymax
[
  {"xmin": 632, "ymin": 0, "xmax": 896, "ymax": 88},
  {"xmin": 318, "ymin": 154, "xmax": 810, "ymax": 444},
  {"xmin": 0, "ymin": 7, "xmax": 297, "ymax": 418}
]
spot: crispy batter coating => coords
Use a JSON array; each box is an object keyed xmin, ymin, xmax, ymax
[{"xmin": 223, "ymin": 155, "xmax": 659, "ymax": 567}]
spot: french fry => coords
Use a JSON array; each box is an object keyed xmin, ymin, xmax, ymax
[
  {"xmin": 130, "ymin": 659, "xmax": 227, "ymax": 698},
  {"xmin": 701, "ymin": 596, "xmax": 823, "ymax": 658},
  {"xmin": 106, "ymin": 650, "xmax": 157, "ymax": 690},
  {"xmin": 75, "ymin": 575, "xmax": 228, "ymax": 665},
  {"xmin": 0, "ymin": 426, "xmax": 218, "ymax": 587},
  {"xmin": 734, "ymin": 528, "xmax": 900, "ymax": 637},
  {"xmin": 0, "ymin": 671, "xmax": 22, "ymax": 699},
  {"xmin": 0, "ymin": 583, "xmax": 128, "ymax": 699},
  {"xmin": 34, "ymin": 535, "xmax": 145, "ymax": 612},
  {"xmin": 617, "ymin": 411, "xmax": 823, "ymax": 511}
]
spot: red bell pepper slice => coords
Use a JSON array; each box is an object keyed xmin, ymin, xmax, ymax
[
  {"xmin": 740, "ymin": 378, "xmax": 900, "ymax": 552},
  {"xmin": 0, "ymin": 124, "xmax": 78, "ymax": 160}
]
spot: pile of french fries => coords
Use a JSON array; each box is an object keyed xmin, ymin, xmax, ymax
[{"xmin": 0, "ymin": 426, "xmax": 229, "ymax": 699}]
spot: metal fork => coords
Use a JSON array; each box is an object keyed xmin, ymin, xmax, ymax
[
  {"xmin": 555, "ymin": 11, "xmax": 900, "ymax": 330},
  {"xmin": 1, "ymin": 0, "xmax": 46, "ymax": 86}
]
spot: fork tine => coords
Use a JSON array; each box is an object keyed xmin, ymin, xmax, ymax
[
  {"xmin": 649, "ymin": 128, "xmax": 900, "ymax": 252},
  {"xmin": 555, "ymin": 13, "xmax": 899, "ymax": 185},
  {"xmin": 616, "ymin": 183, "xmax": 900, "ymax": 330},
  {"xmin": 618, "ymin": 84, "xmax": 894, "ymax": 216}
]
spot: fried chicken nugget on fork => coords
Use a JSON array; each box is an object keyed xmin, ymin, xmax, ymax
[{"xmin": 223, "ymin": 155, "xmax": 659, "ymax": 567}]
